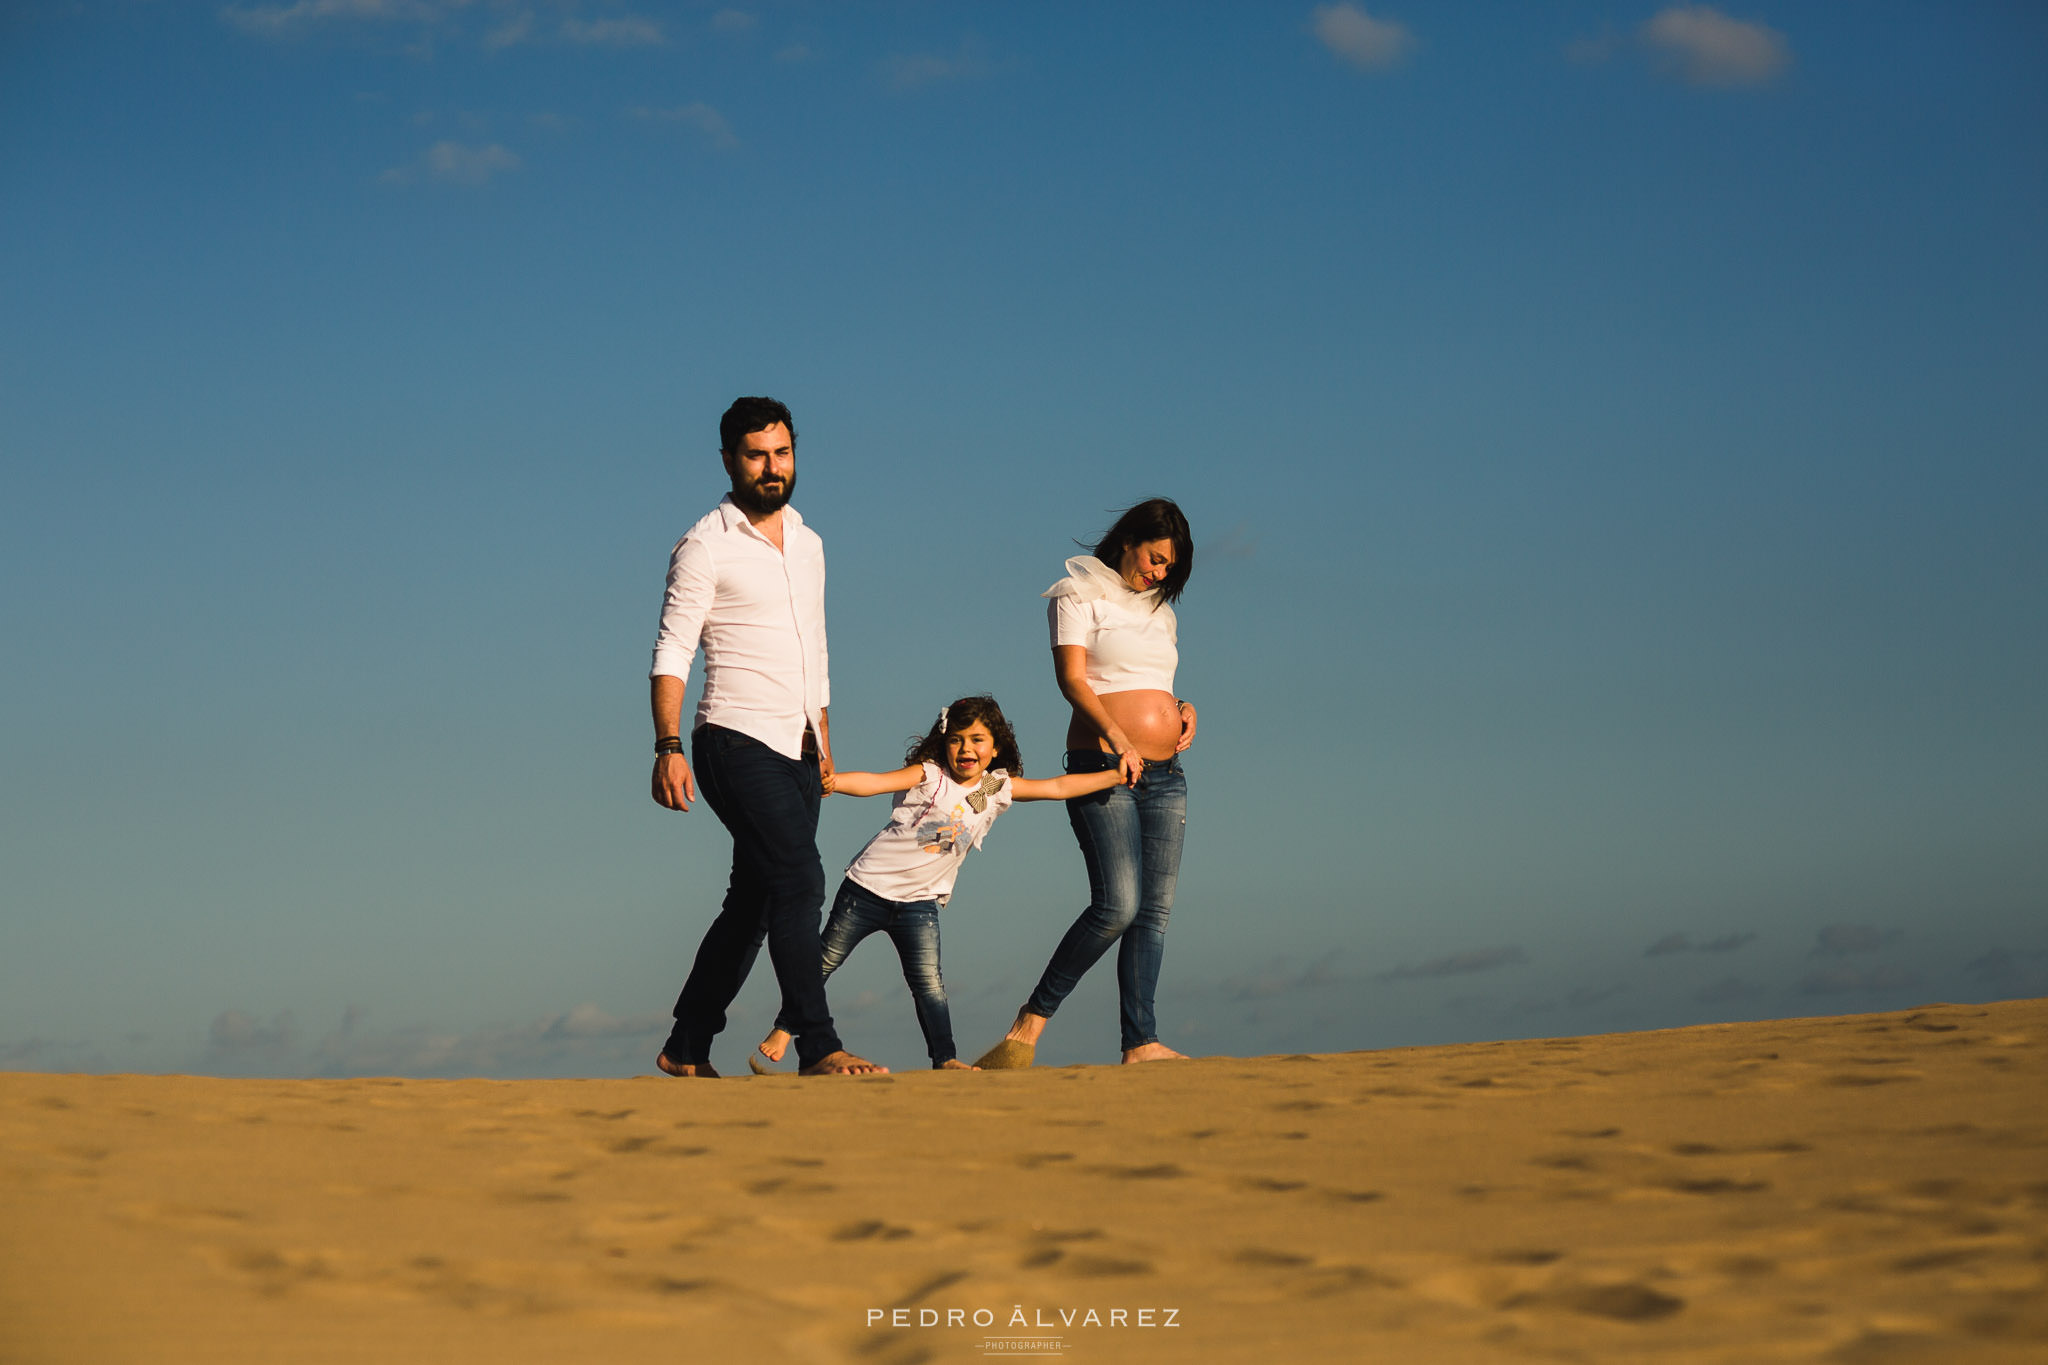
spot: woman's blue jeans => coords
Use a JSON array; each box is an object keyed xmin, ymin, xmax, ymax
[
  {"xmin": 775, "ymin": 878, "xmax": 957, "ymax": 1066},
  {"xmin": 1025, "ymin": 750, "xmax": 1187, "ymax": 1051}
]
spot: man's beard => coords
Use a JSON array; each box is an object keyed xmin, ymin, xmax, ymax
[{"xmin": 730, "ymin": 468, "xmax": 795, "ymax": 516}]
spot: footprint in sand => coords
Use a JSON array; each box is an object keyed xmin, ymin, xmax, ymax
[
  {"xmin": 832, "ymin": 1219, "xmax": 914, "ymax": 1241},
  {"xmin": 1014, "ymin": 1152, "xmax": 1074, "ymax": 1170},
  {"xmin": 1091, "ymin": 1162, "xmax": 1184, "ymax": 1180},
  {"xmin": 1508, "ymin": 1281, "xmax": 1685, "ymax": 1322}
]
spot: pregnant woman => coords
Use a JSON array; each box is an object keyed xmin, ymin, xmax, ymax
[{"xmin": 977, "ymin": 498, "xmax": 1198, "ymax": 1067}]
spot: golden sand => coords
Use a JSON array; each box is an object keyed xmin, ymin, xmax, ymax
[{"xmin": 4, "ymin": 999, "xmax": 2044, "ymax": 1364}]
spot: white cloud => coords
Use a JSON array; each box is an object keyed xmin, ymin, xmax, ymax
[
  {"xmin": 483, "ymin": 10, "xmax": 534, "ymax": 51},
  {"xmin": 1376, "ymin": 945, "xmax": 1529, "ymax": 982},
  {"xmin": 1797, "ymin": 963, "xmax": 1920, "ymax": 996},
  {"xmin": 207, "ymin": 1009, "xmax": 298, "ymax": 1061},
  {"xmin": 775, "ymin": 43, "xmax": 815, "ymax": 64},
  {"xmin": 561, "ymin": 15, "xmax": 665, "ymax": 48},
  {"xmin": 711, "ymin": 9, "xmax": 756, "ymax": 34},
  {"xmin": 1311, "ymin": 3, "xmax": 1414, "ymax": 72},
  {"xmin": 382, "ymin": 140, "xmax": 523, "ymax": 186},
  {"xmin": 225, "ymin": 2, "xmax": 669, "ymax": 51},
  {"xmin": 1640, "ymin": 5, "xmax": 1790, "ymax": 87},
  {"xmin": 1966, "ymin": 947, "xmax": 2048, "ymax": 998},
  {"xmin": 1646, "ymin": 930, "xmax": 1757, "ymax": 956},
  {"xmin": 222, "ymin": 0, "xmax": 437, "ymax": 37},
  {"xmin": 878, "ymin": 38, "xmax": 990, "ymax": 92},
  {"xmin": 304, "ymin": 1003, "xmax": 672, "ymax": 1076},
  {"xmin": 1218, "ymin": 952, "xmax": 1347, "ymax": 1002},
  {"xmin": 630, "ymin": 103, "xmax": 737, "ymax": 149}
]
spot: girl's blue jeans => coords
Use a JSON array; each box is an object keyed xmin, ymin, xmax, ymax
[
  {"xmin": 776, "ymin": 877, "xmax": 957, "ymax": 1067},
  {"xmin": 1025, "ymin": 750, "xmax": 1187, "ymax": 1051}
]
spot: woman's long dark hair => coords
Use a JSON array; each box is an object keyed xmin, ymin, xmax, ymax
[
  {"xmin": 905, "ymin": 695, "xmax": 1024, "ymax": 777},
  {"xmin": 1092, "ymin": 497, "xmax": 1193, "ymax": 606}
]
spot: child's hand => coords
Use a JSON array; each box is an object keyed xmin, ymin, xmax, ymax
[{"xmin": 820, "ymin": 768, "xmax": 837, "ymax": 796}]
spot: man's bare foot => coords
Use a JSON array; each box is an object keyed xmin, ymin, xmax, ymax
[
  {"xmin": 1004, "ymin": 1010, "xmax": 1049, "ymax": 1045},
  {"xmin": 1120, "ymin": 1042, "xmax": 1188, "ymax": 1064},
  {"xmin": 799, "ymin": 1050, "xmax": 889, "ymax": 1076},
  {"xmin": 656, "ymin": 1053, "xmax": 720, "ymax": 1077},
  {"xmin": 757, "ymin": 1028, "xmax": 791, "ymax": 1063},
  {"xmin": 936, "ymin": 1058, "xmax": 979, "ymax": 1070}
]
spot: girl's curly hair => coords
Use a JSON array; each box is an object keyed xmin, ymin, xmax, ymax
[{"xmin": 904, "ymin": 694, "xmax": 1023, "ymax": 777}]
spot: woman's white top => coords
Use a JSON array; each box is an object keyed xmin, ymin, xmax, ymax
[
  {"xmin": 844, "ymin": 763, "xmax": 1015, "ymax": 905},
  {"xmin": 1043, "ymin": 554, "xmax": 1179, "ymax": 694}
]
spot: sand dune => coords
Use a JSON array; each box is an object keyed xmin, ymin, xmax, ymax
[{"xmin": 4, "ymin": 998, "xmax": 2044, "ymax": 1363}]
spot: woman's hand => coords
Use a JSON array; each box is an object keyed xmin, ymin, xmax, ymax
[{"xmin": 1175, "ymin": 699, "xmax": 1198, "ymax": 753}]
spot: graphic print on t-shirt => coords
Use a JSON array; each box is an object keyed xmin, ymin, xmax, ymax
[
  {"xmin": 917, "ymin": 806, "xmax": 968, "ymax": 856},
  {"xmin": 912, "ymin": 771, "xmax": 1005, "ymax": 853}
]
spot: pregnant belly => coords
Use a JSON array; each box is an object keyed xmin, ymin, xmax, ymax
[{"xmin": 1071, "ymin": 689, "xmax": 1182, "ymax": 761}]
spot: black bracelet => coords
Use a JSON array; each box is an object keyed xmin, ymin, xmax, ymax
[{"xmin": 654, "ymin": 736, "xmax": 684, "ymax": 755}]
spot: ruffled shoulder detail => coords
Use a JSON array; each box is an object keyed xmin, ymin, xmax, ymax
[{"xmin": 1042, "ymin": 554, "xmax": 1130, "ymax": 602}]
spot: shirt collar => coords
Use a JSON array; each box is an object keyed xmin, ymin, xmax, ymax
[{"xmin": 715, "ymin": 493, "xmax": 804, "ymax": 540}]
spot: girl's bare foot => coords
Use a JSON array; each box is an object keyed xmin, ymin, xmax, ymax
[
  {"xmin": 799, "ymin": 1050, "xmax": 889, "ymax": 1076},
  {"xmin": 1120, "ymin": 1042, "xmax": 1187, "ymax": 1064},
  {"xmin": 757, "ymin": 1028, "xmax": 791, "ymax": 1063},
  {"xmin": 937, "ymin": 1058, "xmax": 979, "ymax": 1070},
  {"xmin": 656, "ymin": 1053, "xmax": 720, "ymax": 1077}
]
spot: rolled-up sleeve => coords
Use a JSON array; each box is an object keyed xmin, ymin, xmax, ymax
[{"xmin": 650, "ymin": 534, "xmax": 716, "ymax": 680}]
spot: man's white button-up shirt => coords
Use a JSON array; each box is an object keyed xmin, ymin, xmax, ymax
[{"xmin": 650, "ymin": 496, "xmax": 830, "ymax": 761}]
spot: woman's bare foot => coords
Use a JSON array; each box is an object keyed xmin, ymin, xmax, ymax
[
  {"xmin": 799, "ymin": 1050, "xmax": 889, "ymax": 1076},
  {"xmin": 1120, "ymin": 1042, "xmax": 1187, "ymax": 1064},
  {"xmin": 936, "ymin": 1058, "xmax": 979, "ymax": 1070},
  {"xmin": 757, "ymin": 1028, "xmax": 791, "ymax": 1063},
  {"xmin": 656, "ymin": 1053, "xmax": 721, "ymax": 1077},
  {"xmin": 1004, "ymin": 1010, "xmax": 1049, "ymax": 1045}
]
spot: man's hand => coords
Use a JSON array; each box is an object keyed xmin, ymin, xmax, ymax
[
  {"xmin": 1175, "ymin": 700, "xmax": 1198, "ymax": 753},
  {"xmin": 652, "ymin": 752, "xmax": 696, "ymax": 811}
]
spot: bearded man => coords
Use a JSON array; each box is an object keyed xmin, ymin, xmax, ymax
[{"xmin": 647, "ymin": 395, "xmax": 884, "ymax": 1077}]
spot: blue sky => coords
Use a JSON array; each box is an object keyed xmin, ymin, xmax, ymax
[{"xmin": 4, "ymin": 1, "xmax": 2044, "ymax": 1076}]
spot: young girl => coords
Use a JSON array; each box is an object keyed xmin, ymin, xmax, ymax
[{"xmin": 753, "ymin": 695, "xmax": 1128, "ymax": 1072}]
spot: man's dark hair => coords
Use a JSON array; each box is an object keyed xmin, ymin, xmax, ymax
[
  {"xmin": 720, "ymin": 396, "xmax": 796, "ymax": 454},
  {"xmin": 1092, "ymin": 497, "xmax": 1194, "ymax": 606}
]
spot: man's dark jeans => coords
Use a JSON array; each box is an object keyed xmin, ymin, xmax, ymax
[{"xmin": 664, "ymin": 724, "xmax": 842, "ymax": 1070}]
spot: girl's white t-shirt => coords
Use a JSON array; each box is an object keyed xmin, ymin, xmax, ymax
[{"xmin": 844, "ymin": 762, "xmax": 1015, "ymax": 905}]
